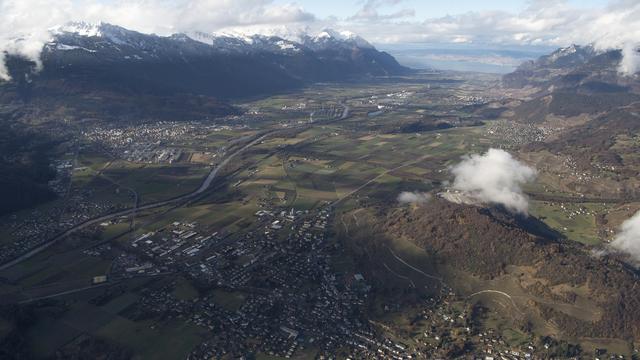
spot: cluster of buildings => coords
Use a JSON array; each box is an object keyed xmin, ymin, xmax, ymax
[
  {"xmin": 127, "ymin": 221, "xmax": 226, "ymax": 269},
  {"xmin": 412, "ymin": 288, "xmax": 533, "ymax": 359},
  {"xmin": 58, "ymin": 191, "xmax": 122, "ymax": 228},
  {"xmin": 433, "ymin": 93, "xmax": 488, "ymax": 107},
  {"xmin": 280, "ymin": 102, "xmax": 307, "ymax": 111},
  {"xmin": 556, "ymin": 203, "xmax": 596, "ymax": 221},
  {"xmin": 48, "ymin": 159, "xmax": 74, "ymax": 195},
  {"xmin": 82, "ymin": 190, "xmax": 580, "ymax": 359},
  {"xmin": 485, "ymin": 120, "xmax": 547, "ymax": 147},
  {"xmin": 561, "ymin": 156, "xmax": 602, "ymax": 184},
  {"xmin": 354, "ymin": 91, "xmax": 414, "ymax": 117},
  {"xmin": 123, "ymin": 143, "xmax": 183, "ymax": 164},
  {"xmin": 81, "ymin": 121, "xmax": 239, "ymax": 163},
  {"xmin": 127, "ymin": 201, "xmax": 574, "ymax": 359},
  {"xmin": 367, "ymin": 90, "xmax": 415, "ymax": 107},
  {"xmin": 455, "ymin": 94, "xmax": 488, "ymax": 106},
  {"xmin": 0, "ymin": 193, "xmax": 117, "ymax": 266},
  {"xmin": 308, "ymin": 105, "xmax": 344, "ymax": 123},
  {"xmin": 277, "ymin": 103, "xmax": 344, "ymax": 126},
  {"xmin": 117, "ymin": 195, "xmax": 619, "ymax": 359},
  {"xmin": 110, "ymin": 252, "xmax": 161, "ymax": 277},
  {"xmin": 114, "ymin": 206, "xmax": 386, "ymax": 358},
  {"xmin": 0, "ymin": 208, "xmax": 67, "ymax": 265}
]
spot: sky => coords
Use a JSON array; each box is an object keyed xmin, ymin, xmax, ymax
[
  {"xmin": 1, "ymin": 0, "xmax": 639, "ymax": 77},
  {"xmin": 281, "ymin": 0, "xmax": 608, "ymax": 21}
]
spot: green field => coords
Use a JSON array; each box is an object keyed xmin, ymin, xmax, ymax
[
  {"xmin": 530, "ymin": 201, "xmax": 605, "ymax": 245},
  {"xmin": 95, "ymin": 317, "xmax": 205, "ymax": 359},
  {"xmin": 3, "ymin": 73, "xmax": 635, "ymax": 359}
]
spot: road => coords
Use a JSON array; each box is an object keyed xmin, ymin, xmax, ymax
[
  {"xmin": 0, "ymin": 132, "xmax": 272, "ymax": 271},
  {"xmin": 15, "ymin": 272, "xmax": 176, "ymax": 304},
  {"xmin": 332, "ymin": 154, "xmax": 428, "ymax": 206},
  {"xmin": 467, "ymin": 290, "xmax": 523, "ymax": 315},
  {"xmin": 526, "ymin": 192, "xmax": 639, "ymax": 204},
  {"xmin": 383, "ymin": 262, "xmax": 416, "ymax": 288},
  {"xmin": 386, "ymin": 246, "xmax": 444, "ymax": 283},
  {"xmin": 0, "ymin": 105, "xmax": 350, "ymax": 272}
]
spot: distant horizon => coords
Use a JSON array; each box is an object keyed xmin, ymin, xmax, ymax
[{"xmin": 378, "ymin": 43, "xmax": 557, "ymax": 74}]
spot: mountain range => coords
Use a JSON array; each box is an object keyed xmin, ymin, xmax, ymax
[
  {"xmin": 503, "ymin": 44, "xmax": 638, "ymax": 95},
  {"xmin": 386, "ymin": 47, "xmax": 640, "ymax": 343},
  {"xmin": 497, "ymin": 44, "xmax": 640, "ymax": 201},
  {"xmin": 2, "ymin": 22, "xmax": 409, "ymax": 103},
  {"xmin": 0, "ymin": 23, "xmax": 409, "ymax": 215}
]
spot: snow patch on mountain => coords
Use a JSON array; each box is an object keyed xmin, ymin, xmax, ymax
[
  {"xmin": 52, "ymin": 43, "xmax": 97, "ymax": 53},
  {"xmin": 186, "ymin": 26, "xmax": 374, "ymax": 52},
  {"xmin": 276, "ymin": 40, "xmax": 299, "ymax": 52},
  {"xmin": 0, "ymin": 21, "xmax": 384, "ymax": 81},
  {"xmin": 312, "ymin": 29, "xmax": 373, "ymax": 49},
  {"xmin": 53, "ymin": 21, "xmax": 104, "ymax": 37}
]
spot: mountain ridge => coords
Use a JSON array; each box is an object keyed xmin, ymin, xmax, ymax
[
  {"xmin": 502, "ymin": 44, "xmax": 637, "ymax": 91},
  {"xmin": 1, "ymin": 22, "xmax": 410, "ymax": 103}
]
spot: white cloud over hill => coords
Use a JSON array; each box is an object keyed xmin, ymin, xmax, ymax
[
  {"xmin": 397, "ymin": 191, "xmax": 431, "ymax": 205},
  {"xmin": 611, "ymin": 211, "xmax": 640, "ymax": 263},
  {"xmin": 449, "ymin": 149, "xmax": 536, "ymax": 215}
]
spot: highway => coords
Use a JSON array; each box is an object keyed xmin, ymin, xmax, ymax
[
  {"xmin": 0, "ymin": 105, "xmax": 350, "ymax": 272},
  {"xmin": 0, "ymin": 132, "xmax": 272, "ymax": 271}
]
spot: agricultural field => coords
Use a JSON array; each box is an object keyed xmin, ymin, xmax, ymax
[{"xmin": 2, "ymin": 71, "xmax": 638, "ymax": 359}]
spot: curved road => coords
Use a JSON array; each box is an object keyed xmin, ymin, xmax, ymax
[
  {"xmin": 383, "ymin": 262, "xmax": 416, "ymax": 288},
  {"xmin": 1, "ymin": 105, "xmax": 350, "ymax": 272},
  {"xmin": 386, "ymin": 246, "xmax": 444, "ymax": 283},
  {"xmin": 467, "ymin": 290, "xmax": 523, "ymax": 315},
  {"xmin": 0, "ymin": 132, "xmax": 272, "ymax": 271}
]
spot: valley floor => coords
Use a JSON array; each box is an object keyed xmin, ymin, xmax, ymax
[{"xmin": 1, "ymin": 72, "xmax": 638, "ymax": 359}]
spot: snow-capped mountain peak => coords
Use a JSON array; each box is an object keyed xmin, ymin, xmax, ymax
[
  {"xmin": 51, "ymin": 21, "xmax": 149, "ymax": 47},
  {"xmin": 304, "ymin": 28, "xmax": 374, "ymax": 50},
  {"xmin": 314, "ymin": 29, "xmax": 361, "ymax": 42},
  {"xmin": 46, "ymin": 22, "xmax": 377, "ymax": 58},
  {"xmin": 540, "ymin": 44, "xmax": 597, "ymax": 68},
  {"xmin": 7, "ymin": 22, "xmax": 407, "ymax": 100},
  {"xmin": 52, "ymin": 21, "xmax": 105, "ymax": 37},
  {"xmin": 182, "ymin": 31, "xmax": 302, "ymax": 54}
]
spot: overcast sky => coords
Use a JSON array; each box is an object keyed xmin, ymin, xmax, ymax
[
  {"xmin": 284, "ymin": 0, "xmax": 608, "ymax": 21},
  {"xmin": 0, "ymin": 0, "xmax": 633, "ymax": 46}
]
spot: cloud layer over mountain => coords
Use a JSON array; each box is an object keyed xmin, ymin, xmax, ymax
[
  {"xmin": 450, "ymin": 149, "xmax": 536, "ymax": 215},
  {"xmin": 1, "ymin": 0, "xmax": 640, "ymax": 79},
  {"xmin": 0, "ymin": 0, "xmax": 313, "ymax": 80}
]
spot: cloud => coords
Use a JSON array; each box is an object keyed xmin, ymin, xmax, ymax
[
  {"xmin": 610, "ymin": 210, "xmax": 640, "ymax": 263},
  {"xmin": 2, "ymin": 0, "xmax": 640, "ymax": 79},
  {"xmin": 0, "ymin": 0, "xmax": 315, "ymax": 80},
  {"xmin": 338, "ymin": 1, "xmax": 640, "ymax": 74},
  {"xmin": 449, "ymin": 149, "xmax": 536, "ymax": 214},
  {"xmin": 619, "ymin": 43, "xmax": 640, "ymax": 75},
  {"xmin": 0, "ymin": 0, "xmax": 74, "ymax": 80},
  {"xmin": 349, "ymin": 0, "xmax": 415, "ymax": 21},
  {"xmin": 398, "ymin": 191, "xmax": 431, "ymax": 204}
]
